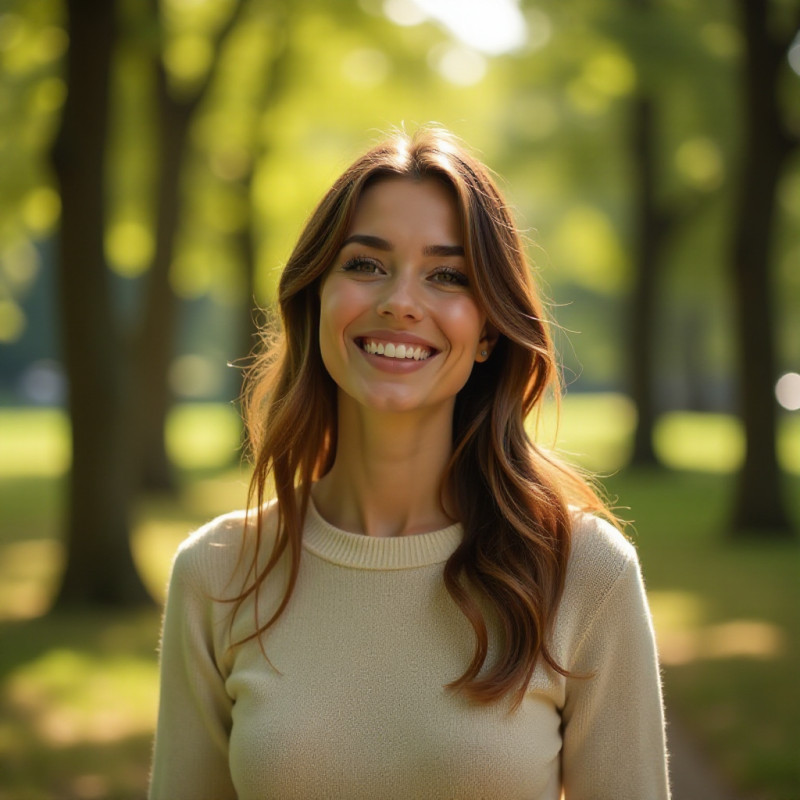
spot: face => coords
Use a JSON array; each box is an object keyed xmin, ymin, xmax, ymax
[{"xmin": 318, "ymin": 177, "xmax": 492, "ymax": 417}]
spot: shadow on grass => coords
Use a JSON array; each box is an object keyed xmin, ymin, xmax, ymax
[
  {"xmin": 0, "ymin": 465, "xmax": 248, "ymax": 800},
  {"xmin": 0, "ymin": 610, "xmax": 162, "ymax": 800}
]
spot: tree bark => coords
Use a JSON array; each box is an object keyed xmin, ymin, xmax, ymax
[
  {"xmin": 729, "ymin": 0, "xmax": 796, "ymax": 536},
  {"xmin": 51, "ymin": 0, "xmax": 151, "ymax": 606},
  {"xmin": 629, "ymin": 93, "xmax": 664, "ymax": 466},
  {"xmin": 133, "ymin": 58, "xmax": 195, "ymax": 492}
]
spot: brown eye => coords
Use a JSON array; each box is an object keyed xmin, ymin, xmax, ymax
[
  {"xmin": 431, "ymin": 267, "xmax": 469, "ymax": 286},
  {"xmin": 342, "ymin": 257, "xmax": 383, "ymax": 274}
]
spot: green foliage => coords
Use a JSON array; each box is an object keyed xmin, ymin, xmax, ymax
[
  {"xmin": 0, "ymin": 0, "xmax": 65, "ymax": 344},
  {"xmin": 3, "ymin": 0, "xmax": 799, "ymax": 394}
]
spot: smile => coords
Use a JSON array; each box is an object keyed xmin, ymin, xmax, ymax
[{"xmin": 357, "ymin": 338, "xmax": 434, "ymax": 361}]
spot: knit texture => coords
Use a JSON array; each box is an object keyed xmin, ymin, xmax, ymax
[{"xmin": 149, "ymin": 501, "xmax": 670, "ymax": 799}]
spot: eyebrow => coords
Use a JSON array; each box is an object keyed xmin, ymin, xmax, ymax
[{"xmin": 340, "ymin": 234, "xmax": 464, "ymax": 258}]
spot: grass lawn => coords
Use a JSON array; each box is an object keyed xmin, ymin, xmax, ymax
[{"xmin": 0, "ymin": 400, "xmax": 798, "ymax": 799}]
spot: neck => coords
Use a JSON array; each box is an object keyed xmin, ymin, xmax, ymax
[{"xmin": 312, "ymin": 398, "xmax": 456, "ymax": 538}]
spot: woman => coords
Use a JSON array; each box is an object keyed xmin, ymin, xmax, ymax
[{"xmin": 149, "ymin": 127, "xmax": 670, "ymax": 799}]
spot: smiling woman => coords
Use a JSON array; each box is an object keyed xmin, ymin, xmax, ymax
[
  {"xmin": 149, "ymin": 127, "xmax": 670, "ymax": 800},
  {"xmin": 318, "ymin": 177, "xmax": 491, "ymax": 416}
]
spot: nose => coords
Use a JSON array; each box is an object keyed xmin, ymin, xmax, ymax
[{"xmin": 376, "ymin": 272, "xmax": 423, "ymax": 320}]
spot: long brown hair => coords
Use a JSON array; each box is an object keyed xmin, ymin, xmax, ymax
[{"xmin": 235, "ymin": 127, "xmax": 613, "ymax": 709}]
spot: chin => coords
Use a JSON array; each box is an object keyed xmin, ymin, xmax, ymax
[{"xmin": 360, "ymin": 393, "xmax": 420, "ymax": 413}]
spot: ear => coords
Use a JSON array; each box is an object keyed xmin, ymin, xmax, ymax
[{"xmin": 475, "ymin": 323, "xmax": 499, "ymax": 363}]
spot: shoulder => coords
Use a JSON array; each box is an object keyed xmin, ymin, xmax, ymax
[
  {"xmin": 553, "ymin": 512, "xmax": 644, "ymax": 657},
  {"xmin": 566, "ymin": 511, "xmax": 639, "ymax": 595},
  {"xmin": 169, "ymin": 501, "xmax": 280, "ymax": 596}
]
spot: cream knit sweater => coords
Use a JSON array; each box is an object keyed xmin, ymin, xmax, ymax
[{"xmin": 149, "ymin": 500, "xmax": 670, "ymax": 799}]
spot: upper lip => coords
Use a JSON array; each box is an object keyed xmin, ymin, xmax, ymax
[{"xmin": 355, "ymin": 330, "xmax": 439, "ymax": 351}]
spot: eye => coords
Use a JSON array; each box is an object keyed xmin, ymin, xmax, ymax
[
  {"xmin": 341, "ymin": 256, "xmax": 383, "ymax": 275},
  {"xmin": 430, "ymin": 266, "xmax": 469, "ymax": 287}
]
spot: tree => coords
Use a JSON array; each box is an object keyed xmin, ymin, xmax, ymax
[
  {"xmin": 134, "ymin": 0, "xmax": 247, "ymax": 491},
  {"xmin": 51, "ymin": 0, "xmax": 151, "ymax": 606},
  {"xmin": 728, "ymin": 0, "xmax": 799, "ymax": 536},
  {"xmin": 628, "ymin": 38, "xmax": 665, "ymax": 467}
]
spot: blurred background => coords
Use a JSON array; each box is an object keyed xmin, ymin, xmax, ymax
[{"xmin": 0, "ymin": 0, "xmax": 798, "ymax": 798}]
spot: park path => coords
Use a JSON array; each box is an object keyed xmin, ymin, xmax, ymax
[{"xmin": 667, "ymin": 711, "xmax": 750, "ymax": 800}]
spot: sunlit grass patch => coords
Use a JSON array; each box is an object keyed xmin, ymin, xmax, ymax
[
  {"xmin": 0, "ymin": 538, "xmax": 62, "ymax": 621},
  {"xmin": 0, "ymin": 408, "xmax": 70, "ymax": 478},
  {"xmin": 0, "ymin": 610, "xmax": 161, "ymax": 799},
  {"xmin": 655, "ymin": 411, "xmax": 744, "ymax": 473},
  {"xmin": 6, "ymin": 648, "xmax": 157, "ymax": 746},
  {"xmin": 8, "ymin": 400, "xmax": 795, "ymax": 481}
]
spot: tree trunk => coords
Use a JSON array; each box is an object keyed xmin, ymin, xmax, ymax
[
  {"xmin": 52, "ymin": 0, "xmax": 151, "ymax": 606},
  {"xmin": 135, "ymin": 0, "xmax": 248, "ymax": 492},
  {"xmin": 729, "ymin": 0, "xmax": 795, "ymax": 537},
  {"xmin": 628, "ymin": 93, "xmax": 664, "ymax": 466},
  {"xmin": 133, "ymin": 59, "xmax": 194, "ymax": 492}
]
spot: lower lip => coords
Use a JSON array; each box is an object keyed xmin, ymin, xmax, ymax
[{"xmin": 357, "ymin": 346, "xmax": 438, "ymax": 373}]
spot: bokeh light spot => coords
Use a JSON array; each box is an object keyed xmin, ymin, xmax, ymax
[
  {"xmin": 584, "ymin": 50, "xmax": 637, "ymax": 97},
  {"xmin": 524, "ymin": 8, "xmax": 552, "ymax": 53},
  {"xmin": 383, "ymin": 0, "xmax": 426, "ymax": 27},
  {"xmin": 429, "ymin": 43, "xmax": 486, "ymax": 86},
  {"xmin": 163, "ymin": 34, "xmax": 213, "ymax": 85},
  {"xmin": 0, "ymin": 299, "xmax": 26, "ymax": 342},
  {"xmin": 790, "ymin": 39, "xmax": 800, "ymax": 77},
  {"xmin": 776, "ymin": 372, "xmax": 800, "ymax": 411},
  {"xmin": 22, "ymin": 186, "xmax": 61, "ymax": 233},
  {"xmin": 34, "ymin": 25, "xmax": 68, "ymax": 63},
  {"xmin": 2, "ymin": 238, "xmax": 39, "ymax": 287},
  {"xmin": 169, "ymin": 354, "xmax": 223, "ymax": 400},
  {"xmin": 551, "ymin": 205, "xmax": 627, "ymax": 293},
  {"xmin": 415, "ymin": 0, "xmax": 527, "ymax": 55},
  {"xmin": 675, "ymin": 137, "xmax": 724, "ymax": 191},
  {"xmin": 105, "ymin": 221, "xmax": 153, "ymax": 278}
]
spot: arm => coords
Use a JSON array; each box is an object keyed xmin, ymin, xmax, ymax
[
  {"xmin": 149, "ymin": 541, "xmax": 237, "ymax": 800},
  {"xmin": 561, "ymin": 553, "xmax": 670, "ymax": 800}
]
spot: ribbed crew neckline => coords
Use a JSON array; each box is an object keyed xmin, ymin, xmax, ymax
[{"xmin": 303, "ymin": 498, "xmax": 463, "ymax": 570}]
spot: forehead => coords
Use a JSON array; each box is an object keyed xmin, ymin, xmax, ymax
[{"xmin": 348, "ymin": 177, "xmax": 463, "ymax": 243}]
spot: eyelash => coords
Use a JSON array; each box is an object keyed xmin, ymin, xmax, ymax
[
  {"xmin": 341, "ymin": 256, "xmax": 382, "ymax": 274},
  {"xmin": 341, "ymin": 258, "xmax": 469, "ymax": 287},
  {"xmin": 432, "ymin": 266, "xmax": 469, "ymax": 287}
]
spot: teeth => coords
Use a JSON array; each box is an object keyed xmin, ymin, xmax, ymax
[{"xmin": 361, "ymin": 339, "xmax": 431, "ymax": 360}]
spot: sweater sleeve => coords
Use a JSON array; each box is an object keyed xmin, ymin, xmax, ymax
[
  {"xmin": 149, "ymin": 538, "xmax": 237, "ymax": 800},
  {"xmin": 561, "ymin": 545, "xmax": 670, "ymax": 800}
]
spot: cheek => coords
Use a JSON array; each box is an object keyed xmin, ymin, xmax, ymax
[
  {"xmin": 320, "ymin": 280, "xmax": 369, "ymax": 327},
  {"xmin": 318, "ymin": 282, "xmax": 367, "ymax": 366},
  {"xmin": 443, "ymin": 300, "xmax": 486, "ymax": 347}
]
